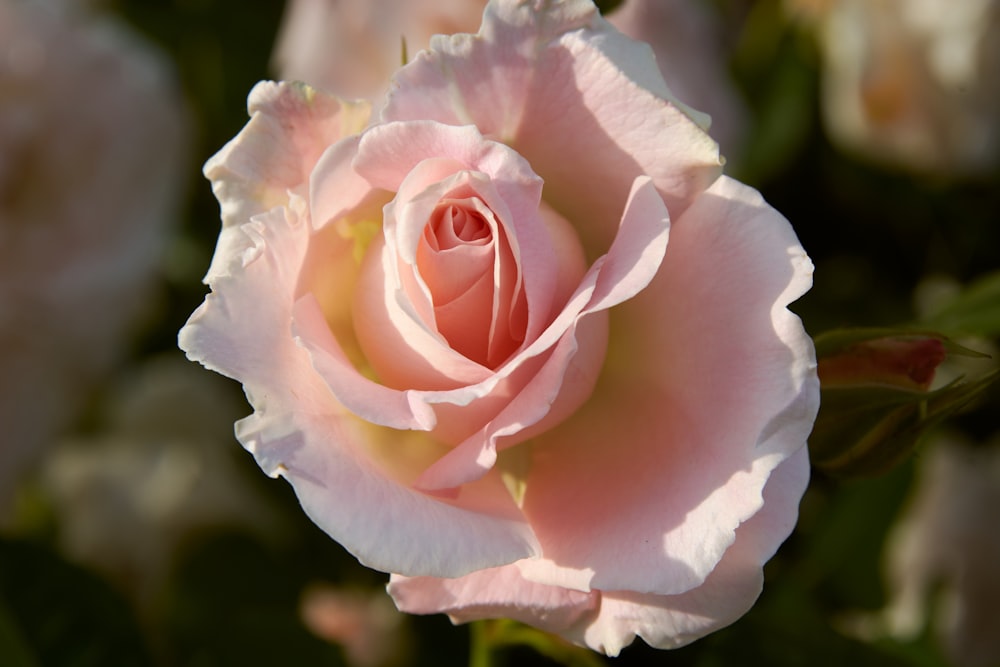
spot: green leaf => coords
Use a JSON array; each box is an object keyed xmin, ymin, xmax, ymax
[
  {"xmin": 0, "ymin": 597, "xmax": 40, "ymax": 667},
  {"xmin": 811, "ymin": 371, "xmax": 999, "ymax": 476},
  {"xmin": 921, "ymin": 270, "xmax": 1000, "ymax": 337},
  {"xmin": 813, "ymin": 327, "xmax": 986, "ymax": 360},
  {"xmin": 810, "ymin": 326, "xmax": 996, "ymax": 477}
]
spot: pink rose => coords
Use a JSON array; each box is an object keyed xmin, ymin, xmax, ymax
[
  {"xmin": 181, "ymin": 0, "xmax": 818, "ymax": 654},
  {"xmin": 0, "ymin": 0, "xmax": 188, "ymax": 510}
]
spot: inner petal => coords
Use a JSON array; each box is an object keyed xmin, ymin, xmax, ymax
[
  {"xmin": 418, "ymin": 200, "xmax": 496, "ymax": 305},
  {"xmin": 431, "ymin": 203, "xmax": 491, "ymax": 249},
  {"xmin": 415, "ymin": 193, "xmax": 526, "ymax": 369}
]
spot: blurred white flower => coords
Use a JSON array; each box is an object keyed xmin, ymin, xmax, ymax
[
  {"xmin": 882, "ymin": 435, "xmax": 1000, "ymax": 667},
  {"xmin": 0, "ymin": 0, "xmax": 189, "ymax": 511},
  {"xmin": 272, "ymin": 0, "xmax": 487, "ymax": 101},
  {"xmin": 805, "ymin": 0, "xmax": 1000, "ymax": 174},
  {"xmin": 40, "ymin": 354, "xmax": 284, "ymax": 608}
]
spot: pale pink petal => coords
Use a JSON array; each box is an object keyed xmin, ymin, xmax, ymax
[
  {"xmin": 179, "ymin": 206, "xmax": 540, "ymax": 578},
  {"xmin": 388, "ymin": 447, "xmax": 807, "ymax": 655},
  {"xmin": 388, "ymin": 564, "xmax": 596, "ymax": 631},
  {"xmin": 236, "ymin": 408, "xmax": 541, "ymax": 578},
  {"xmin": 418, "ymin": 217, "xmax": 495, "ymax": 305},
  {"xmin": 518, "ymin": 176, "xmax": 818, "ymax": 596},
  {"xmin": 414, "ymin": 314, "xmax": 608, "ymax": 492},
  {"xmin": 352, "ymin": 121, "xmax": 540, "ymax": 200},
  {"xmin": 293, "ymin": 294, "xmax": 438, "ymax": 431},
  {"xmin": 308, "ymin": 134, "xmax": 389, "ymax": 232},
  {"xmin": 608, "ymin": 0, "xmax": 749, "ymax": 158},
  {"xmin": 239, "ymin": 406, "xmax": 541, "ymax": 578},
  {"xmin": 414, "ymin": 176, "xmax": 669, "ymax": 491},
  {"xmin": 205, "ymin": 80, "xmax": 369, "ymax": 230},
  {"xmin": 571, "ymin": 448, "xmax": 810, "ymax": 655},
  {"xmin": 180, "ymin": 206, "xmax": 323, "ymax": 408},
  {"xmin": 354, "ymin": 233, "xmax": 492, "ymax": 391},
  {"xmin": 383, "ymin": 0, "xmax": 721, "ymax": 255},
  {"xmin": 354, "ymin": 121, "xmax": 559, "ymax": 343},
  {"xmin": 298, "ymin": 188, "xmax": 575, "ymax": 447}
]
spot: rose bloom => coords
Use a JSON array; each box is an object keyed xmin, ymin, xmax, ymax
[
  {"xmin": 797, "ymin": 0, "xmax": 1000, "ymax": 174},
  {"xmin": 0, "ymin": 0, "xmax": 188, "ymax": 511},
  {"xmin": 273, "ymin": 0, "xmax": 747, "ymax": 157},
  {"xmin": 181, "ymin": 0, "xmax": 818, "ymax": 654}
]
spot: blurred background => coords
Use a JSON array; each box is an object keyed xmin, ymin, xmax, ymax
[{"xmin": 1, "ymin": 0, "xmax": 999, "ymax": 665}]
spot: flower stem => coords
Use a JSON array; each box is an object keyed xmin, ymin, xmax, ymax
[{"xmin": 469, "ymin": 621, "xmax": 495, "ymax": 667}]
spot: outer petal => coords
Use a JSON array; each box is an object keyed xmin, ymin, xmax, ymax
[
  {"xmin": 572, "ymin": 447, "xmax": 810, "ymax": 655},
  {"xmin": 389, "ymin": 448, "xmax": 808, "ymax": 655},
  {"xmin": 518, "ymin": 176, "xmax": 819, "ymax": 596},
  {"xmin": 607, "ymin": 0, "xmax": 749, "ymax": 158},
  {"xmin": 203, "ymin": 81, "xmax": 369, "ymax": 279},
  {"xmin": 389, "ymin": 564, "xmax": 597, "ymax": 631},
  {"xmin": 178, "ymin": 204, "xmax": 541, "ymax": 577},
  {"xmin": 383, "ymin": 0, "xmax": 721, "ymax": 255}
]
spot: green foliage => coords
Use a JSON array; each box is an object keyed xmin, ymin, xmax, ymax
[
  {"xmin": 811, "ymin": 328, "xmax": 997, "ymax": 477},
  {"xmin": 0, "ymin": 538, "xmax": 151, "ymax": 667},
  {"xmin": 593, "ymin": 0, "xmax": 626, "ymax": 16},
  {"xmin": 163, "ymin": 531, "xmax": 347, "ymax": 667},
  {"xmin": 921, "ymin": 269, "xmax": 1000, "ymax": 338}
]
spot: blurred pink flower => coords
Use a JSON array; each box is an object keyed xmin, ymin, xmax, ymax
[
  {"xmin": 808, "ymin": 0, "xmax": 1000, "ymax": 174},
  {"xmin": 183, "ymin": 0, "xmax": 817, "ymax": 654},
  {"xmin": 273, "ymin": 0, "xmax": 747, "ymax": 156},
  {"xmin": 0, "ymin": 0, "xmax": 189, "ymax": 512},
  {"xmin": 301, "ymin": 584, "xmax": 409, "ymax": 667}
]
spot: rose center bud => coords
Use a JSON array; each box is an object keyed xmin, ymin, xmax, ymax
[{"xmin": 416, "ymin": 196, "xmax": 526, "ymax": 369}]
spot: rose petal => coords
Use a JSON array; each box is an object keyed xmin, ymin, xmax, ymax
[
  {"xmin": 308, "ymin": 134, "xmax": 388, "ymax": 232},
  {"xmin": 205, "ymin": 80, "xmax": 369, "ymax": 230},
  {"xmin": 180, "ymin": 204, "xmax": 541, "ymax": 578},
  {"xmin": 388, "ymin": 564, "xmax": 597, "ymax": 631},
  {"xmin": 237, "ymin": 408, "xmax": 541, "ymax": 578},
  {"xmin": 571, "ymin": 447, "xmax": 810, "ymax": 655},
  {"xmin": 414, "ymin": 176, "xmax": 668, "ymax": 491},
  {"xmin": 389, "ymin": 446, "xmax": 807, "ymax": 655},
  {"xmin": 517, "ymin": 176, "xmax": 819, "ymax": 596},
  {"xmin": 354, "ymin": 121, "xmax": 558, "ymax": 344},
  {"xmin": 354, "ymin": 233, "xmax": 493, "ymax": 390},
  {"xmin": 293, "ymin": 294, "xmax": 438, "ymax": 431},
  {"xmin": 608, "ymin": 0, "xmax": 749, "ymax": 157},
  {"xmin": 383, "ymin": 0, "xmax": 721, "ymax": 255}
]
